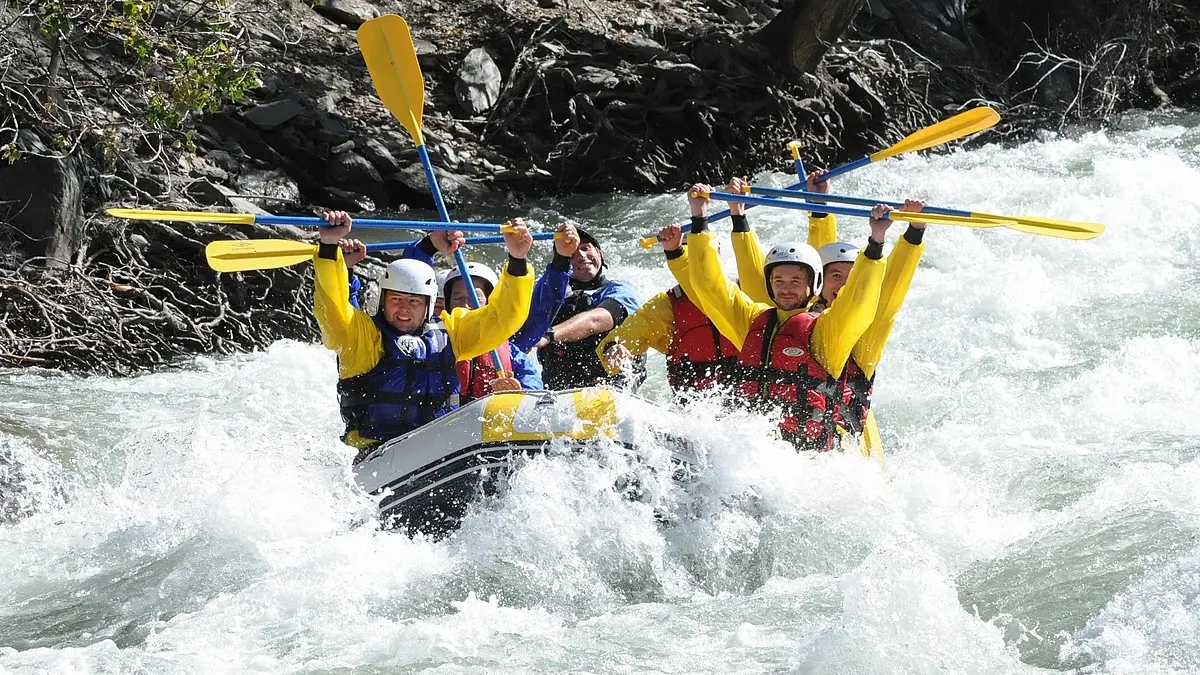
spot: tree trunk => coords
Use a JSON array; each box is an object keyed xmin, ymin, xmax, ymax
[{"xmin": 757, "ymin": 0, "xmax": 867, "ymax": 77}]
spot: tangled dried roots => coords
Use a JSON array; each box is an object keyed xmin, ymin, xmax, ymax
[{"xmin": 0, "ymin": 219, "xmax": 317, "ymax": 375}]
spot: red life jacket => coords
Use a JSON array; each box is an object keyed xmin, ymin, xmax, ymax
[
  {"xmin": 666, "ymin": 286, "xmax": 739, "ymax": 392},
  {"xmin": 839, "ymin": 359, "xmax": 873, "ymax": 435},
  {"xmin": 809, "ymin": 300, "xmax": 873, "ymax": 437},
  {"xmin": 455, "ymin": 342, "xmax": 514, "ymax": 403},
  {"xmin": 735, "ymin": 309, "xmax": 844, "ymax": 451}
]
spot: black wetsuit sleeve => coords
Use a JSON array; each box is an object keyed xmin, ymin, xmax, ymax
[
  {"xmin": 506, "ymin": 254, "xmax": 529, "ymax": 276},
  {"xmin": 596, "ymin": 298, "xmax": 630, "ymax": 325},
  {"xmin": 904, "ymin": 226, "xmax": 926, "ymax": 245}
]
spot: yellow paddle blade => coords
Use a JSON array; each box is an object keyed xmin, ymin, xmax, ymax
[
  {"xmin": 639, "ymin": 236, "xmax": 658, "ymax": 249},
  {"xmin": 107, "ymin": 208, "xmax": 257, "ymax": 225},
  {"xmin": 1004, "ymin": 222, "xmax": 1102, "ymax": 241},
  {"xmin": 871, "ymin": 107, "xmax": 1001, "ymax": 162},
  {"xmin": 890, "ymin": 211, "xmax": 1013, "ymax": 228},
  {"xmin": 205, "ymin": 239, "xmax": 317, "ymax": 273},
  {"xmin": 357, "ymin": 15, "xmax": 425, "ymax": 146},
  {"xmin": 973, "ymin": 211, "xmax": 1105, "ymax": 240}
]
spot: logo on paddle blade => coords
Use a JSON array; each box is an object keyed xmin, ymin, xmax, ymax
[{"xmin": 781, "ymin": 347, "xmax": 805, "ymax": 357}]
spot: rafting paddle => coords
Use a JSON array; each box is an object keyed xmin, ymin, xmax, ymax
[
  {"xmin": 205, "ymin": 232, "xmax": 559, "ymax": 273},
  {"xmin": 817, "ymin": 107, "xmax": 1000, "ymax": 182},
  {"xmin": 357, "ymin": 14, "xmax": 508, "ymax": 376},
  {"xmin": 106, "ymin": 208, "xmax": 509, "ymax": 232},
  {"xmin": 748, "ymin": 186, "xmax": 1105, "ymax": 241},
  {"xmin": 639, "ymin": 107, "xmax": 1003, "ymax": 244},
  {"xmin": 692, "ymin": 189, "xmax": 1017, "ymax": 228}
]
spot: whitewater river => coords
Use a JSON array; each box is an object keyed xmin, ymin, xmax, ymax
[{"xmin": 3, "ymin": 113, "xmax": 1200, "ymax": 674}]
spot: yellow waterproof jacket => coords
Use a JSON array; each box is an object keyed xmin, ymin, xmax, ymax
[
  {"xmin": 732, "ymin": 214, "xmax": 837, "ymax": 306},
  {"xmin": 808, "ymin": 218, "xmax": 925, "ymax": 458},
  {"xmin": 687, "ymin": 229, "xmax": 884, "ymax": 380},
  {"xmin": 595, "ymin": 247, "xmax": 694, "ymax": 374},
  {"xmin": 806, "ymin": 218, "xmax": 925, "ymax": 380},
  {"xmin": 313, "ymin": 248, "xmax": 534, "ymax": 380}
]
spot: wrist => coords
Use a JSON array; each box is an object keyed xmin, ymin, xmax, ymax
[
  {"xmin": 664, "ymin": 246, "xmax": 684, "ymax": 260},
  {"xmin": 551, "ymin": 251, "xmax": 571, "ymax": 271},
  {"xmin": 317, "ymin": 241, "xmax": 340, "ymax": 260},
  {"xmin": 506, "ymin": 254, "xmax": 529, "ymax": 276}
]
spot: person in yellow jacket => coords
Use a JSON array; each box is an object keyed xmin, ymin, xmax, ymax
[
  {"xmin": 597, "ymin": 223, "xmax": 739, "ymax": 395},
  {"xmin": 685, "ymin": 184, "xmax": 892, "ymax": 451},
  {"xmin": 809, "ymin": 198, "xmax": 928, "ymax": 458},
  {"xmin": 312, "ymin": 211, "xmax": 535, "ymax": 450},
  {"xmin": 719, "ymin": 172, "xmax": 927, "ymax": 458}
]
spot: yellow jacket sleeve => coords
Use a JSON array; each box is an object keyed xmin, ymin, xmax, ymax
[
  {"xmin": 687, "ymin": 230, "xmax": 771, "ymax": 351},
  {"xmin": 852, "ymin": 235, "xmax": 924, "ymax": 380},
  {"xmin": 313, "ymin": 248, "xmax": 383, "ymax": 379},
  {"xmin": 807, "ymin": 214, "xmax": 838, "ymax": 250},
  {"xmin": 665, "ymin": 248, "xmax": 697, "ymax": 301},
  {"xmin": 595, "ymin": 291, "xmax": 675, "ymax": 374},
  {"xmin": 810, "ymin": 249, "xmax": 885, "ymax": 379},
  {"xmin": 731, "ymin": 230, "xmax": 771, "ymax": 306},
  {"xmin": 443, "ymin": 262, "xmax": 534, "ymax": 362}
]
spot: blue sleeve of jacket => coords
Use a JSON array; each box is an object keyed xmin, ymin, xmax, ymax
[
  {"xmin": 348, "ymin": 275, "xmax": 362, "ymax": 309},
  {"xmin": 509, "ymin": 263, "xmax": 571, "ymax": 352},
  {"xmin": 509, "ymin": 342, "xmax": 543, "ymax": 390},
  {"xmin": 402, "ymin": 239, "xmax": 436, "ymax": 265},
  {"xmin": 592, "ymin": 280, "xmax": 643, "ymax": 315}
]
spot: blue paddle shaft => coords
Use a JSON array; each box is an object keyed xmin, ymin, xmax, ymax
[
  {"xmin": 364, "ymin": 232, "xmax": 553, "ymax": 253},
  {"xmin": 415, "ymin": 145, "xmax": 507, "ymax": 373},
  {"xmin": 707, "ymin": 190, "xmax": 901, "ymax": 220},
  {"xmin": 255, "ymin": 214, "xmax": 504, "ymax": 232},
  {"xmin": 750, "ymin": 185, "xmax": 970, "ymax": 218},
  {"xmin": 818, "ymin": 155, "xmax": 872, "ymax": 182}
]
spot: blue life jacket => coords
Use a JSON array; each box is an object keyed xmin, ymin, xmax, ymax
[{"xmin": 337, "ymin": 315, "xmax": 461, "ymax": 443}]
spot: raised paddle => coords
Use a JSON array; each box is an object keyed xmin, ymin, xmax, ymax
[
  {"xmin": 817, "ymin": 106, "xmax": 1000, "ymax": 182},
  {"xmin": 357, "ymin": 14, "xmax": 507, "ymax": 376},
  {"xmin": 639, "ymin": 107, "xmax": 1002, "ymax": 244},
  {"xmin": 748, "ymin": 186, "xmax": 1105, "ymax": 241},
  {"xmin": 206, "ymin": 232, "xmax": 559, "ymax": 274},
  {"xmin": 106, "ymin": 208, "xmax": 509, "ymax": 232},
  {"xmin": 693, "ymin": 190, "xmax": 1017, "ymax": 228}
]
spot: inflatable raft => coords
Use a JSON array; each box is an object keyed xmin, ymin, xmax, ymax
[{"xmin": 353, "ymin": 387, "xmax": 705, "ymax": 536}]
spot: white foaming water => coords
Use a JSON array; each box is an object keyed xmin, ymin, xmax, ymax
[{"xmin": 4, "ymin": 112, "xmax": 1200, "ymax": 674}]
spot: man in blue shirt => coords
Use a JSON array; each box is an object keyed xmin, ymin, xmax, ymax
[{"xmin": 534, "ymin": 226, "xmax": 644, "ymax": 391}]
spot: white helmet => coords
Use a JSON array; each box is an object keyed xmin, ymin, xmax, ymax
[
  {"xmin": 818, "ymin": 242, "xmax": 859, "ymax": 268},
  {"xmin": 379, "ymin": 258, "xmax": 439, "ymax": 322},
  {"xmin": 764, "ymin": 241, "xmax": 823, "ymax": 300},
  {"xmin": 441, "ymin": 262, "xmax": 499, "ymax": 300},
  {"xmin": 434, "ymin": 269, "xmax": 451, "ymax": 300}
]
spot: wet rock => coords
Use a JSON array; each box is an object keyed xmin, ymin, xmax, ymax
[
  {"xmin": 203, "ymin": 149, "xmax": 241, "ymax": 174},
  {"xmin": 387, "ymin": 162, "xmax": 490, "ymax": 211},
  {"xmin": 358, "ymin": 137, "xmax": 402, "ymax": 175},
  {"xmin": 324, "ymin": 151, "xmax": 388, "ymax": 207},
  {"xmin": 456, "ymin": 48, "xmax": 503, "ymax": 115},
  {"xmin": 189, "ymin": 160, "xmax": 229, "ymax": 183},
  {"xmin": 242, "ymin": 99, "xmax": 305, "ymax": 131},
  {"xmin": 0, "ymin": 131, "xmax": 84, "ymax": 266},
  {"xmin": 234, "ymin": 168, "xmax": 301, "ymax": 204},
  {"xmin": 313, "ymin": 0, "xmax": 379, "ymax": 27},
  {"xmin": 184, "ymin": 178, "xmax": 230, "ymax": 206},
  {"xmin": 576, "ymin": 66, "xmax": 619, "ymax": 90}
]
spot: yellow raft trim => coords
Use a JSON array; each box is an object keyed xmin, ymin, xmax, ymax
[{"xmin": 482, "ymin": 389, "xmax": 618, "ymax": 443}]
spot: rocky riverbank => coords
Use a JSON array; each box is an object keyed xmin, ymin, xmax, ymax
[{"xmin": 1, "ymin": 0, "xmax": 1197, "ymax": 374}]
